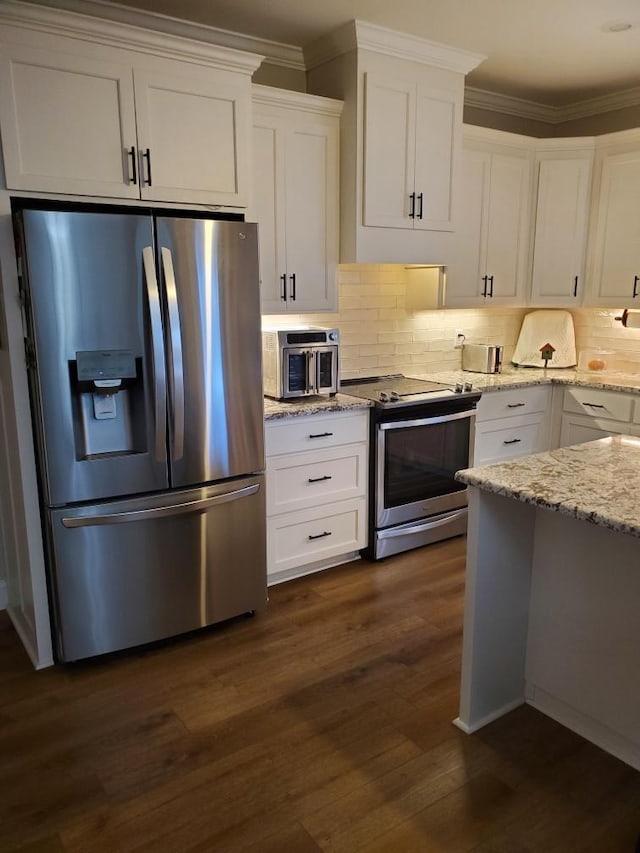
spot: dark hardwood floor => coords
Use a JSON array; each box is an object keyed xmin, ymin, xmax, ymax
[{"xmin": 1, "ymin": 537, "xmax": 639, "ymax": 852}]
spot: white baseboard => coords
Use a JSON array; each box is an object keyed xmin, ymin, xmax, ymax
[
  {"xmin": 452, "ymin": 697, "xmax": 525, "ymax": 734},
  {"xmin": 267, "ymin": 551, "xmax": 361, "ymax": 587},
  {"xmin": 0, "ymin": 579, "xmax": 7, "ymax": 610}
]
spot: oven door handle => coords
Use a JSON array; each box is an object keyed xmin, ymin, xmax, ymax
[
  {"xmin": 379, "ymin": 409, "xmax": 476, "ymax": 430},
  {"xmin": 377, "ymin": 508, "xmax": 468, "ymax": 539}
]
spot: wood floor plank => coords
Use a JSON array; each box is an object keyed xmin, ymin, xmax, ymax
[{"xmin": 0, "ymin": 539, "xmax": 638, "ymax": 852}]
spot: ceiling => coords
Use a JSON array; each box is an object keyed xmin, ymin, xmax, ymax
[{"xmin": 26, "ymin": 0, "xmax": 640, "ymax": 107}]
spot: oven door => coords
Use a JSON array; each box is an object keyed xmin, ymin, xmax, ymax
[
  {"xmin": 314, "ymin": 346, "xmax": 338, "ymax": 395},
  {"xmin": 282, "ymin": 347, "xmax": 313, "ymax": 397},
  {"xmin": 376, "ymin": 409, "xmax": 475, "ymax": 528}
]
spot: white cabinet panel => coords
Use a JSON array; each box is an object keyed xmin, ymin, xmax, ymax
[
  {"xmin": 588, "ymin": 150, "xmax": 640, "ymax": 306},
  {"xmin": 251, "ymin": 87, "xmax": 341, "ymax": 314},
  {"xmin": 474, "ymin": 413, "xmax": 549, "ymax": 466},
  {"xmin": 267, "ymin": 498, "xmax": 367, "ymax": 577},
  {"xmin": 363, "ymin": 75, "xmax": 415, "ymax": 228},
  {"xmin": 445, "ymin": 136, "xmax": 531, "ymax": 307},
  {"xmin": 0, "ymin": 45, "xmax": 138, "ymax": 198},
  {"xmin": 363, "ymin": 74, "xmax": 457, "ymax": 233},
  {"xmin": 134, "ymin": 69, "xmax": 249, "ymax": 206},
  {"xmin": 265, "ymin": 409, "xmax": 368, "ymax": 583},
  {"xmin": 530, "ymin": 154, "xmax": 592, "ymax": 305},
  {"xmin": 0, "ymin": 30, "xmax": 256, "ymax": 206},
  {"xmin": 266, "ymin": 443, "xmax": 367, "ymax": 515},
  {"xmin": 563, "ymin": 387, "xmax": 633, "ymax": 422},
  {"xmin": 476, "ymin": 386, "xmax": 550, "ymax": 421}
]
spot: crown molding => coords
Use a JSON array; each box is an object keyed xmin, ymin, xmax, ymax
[
  {"xmin": 252, "ymin": 83, "xmax": 343, "ymax": 117},
  {"xmin": 465, "ymin": 84, "xmax": 640, "ymax": 125},
  {"xmin": 1, "ymin": 0, "xmax": 307, "ymax": 70},
  {"xmin": 305, "ymin": 19, "xmax": 485, "ymax": 75}
]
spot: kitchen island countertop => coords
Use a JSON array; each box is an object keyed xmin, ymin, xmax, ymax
[{"xmin": 456, "ymin": 434, "xmax": 640, "ymax": 538}]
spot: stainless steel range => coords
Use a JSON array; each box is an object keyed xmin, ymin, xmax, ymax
[{"xmin": 341, "ymin": 375, "xmax": 481, "ymax": 560}]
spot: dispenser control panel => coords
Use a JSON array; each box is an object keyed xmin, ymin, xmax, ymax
[{"xmin": 76, "ymin": 350, "xmax": 137, "ymax": 382}]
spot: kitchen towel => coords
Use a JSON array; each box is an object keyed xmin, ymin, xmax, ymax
[{"xmin": 512, "ymin": 310, "xmax": 577, "ymax": 368}]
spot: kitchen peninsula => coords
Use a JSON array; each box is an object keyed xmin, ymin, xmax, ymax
[{"xmin": 454, "ymin": 436, "xmax": 640, "ymax": 771}]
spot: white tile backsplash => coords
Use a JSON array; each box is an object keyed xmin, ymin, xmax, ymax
[{"xmin": 262, "ymin": 267, "xmax": 640, "ymax": 378}]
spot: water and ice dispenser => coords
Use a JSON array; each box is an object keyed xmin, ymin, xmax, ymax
[{"xmin": 72, "ymin": 349, "xmax": 146, "ymax": 459}]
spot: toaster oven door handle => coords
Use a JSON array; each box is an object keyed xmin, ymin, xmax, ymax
[{"xmin": 307, "ymin": 350, "xmax": 315, "ymax": 393}]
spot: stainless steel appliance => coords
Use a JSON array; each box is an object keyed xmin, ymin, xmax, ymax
[
  {"xmin": 341, "ymin": 375, "xmax": 481, "ymax": 560},
  {"xmin": 462, "ymin": 343, "xmax": 504, "ymax": 374},
  {"xmin": 262, "ymin": 327, "xmax": 339, "ymax": 400},
  {"xmin": 14, "ymin": 202, "xmax": 267, "ymax": 661}
]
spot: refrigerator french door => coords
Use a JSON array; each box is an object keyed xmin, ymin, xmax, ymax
[{"xmin": 16, "ymin": 204, "xmax": 266, "ymax": 661}]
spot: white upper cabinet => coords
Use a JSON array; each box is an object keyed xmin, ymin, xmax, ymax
[
  {"xmin": 306, "ymin": 21, "xmax": 484, "ymax": 264},
  {"xmin": 363, "ymin": 74, "xmax": 456, "ymax": 232},
  {"xmin": 0, "ymin": 11, "xmax": 260, "ymax": 205},
  {"xmin": 250, "ymin": 87, "xmax": 341, "ymax": 314},
  {"xmin": 529, "ymin": 145, "xmax": 593, "ymax": 306},
  {"xmin": 587, "ymin": 136, "xmax": 640, "ymax": 307},
  {"xmin": 445, "ymin": 129, "xmax": 531, "ymax": 307},
  {"xmin": 0, "ymin": 45, "xmax": 140, "ymax": 199}
]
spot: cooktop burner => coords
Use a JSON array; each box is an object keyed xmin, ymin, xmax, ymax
[{"xmin": 341, "ymin": 374, "xmax": 476, "ymax": 409}]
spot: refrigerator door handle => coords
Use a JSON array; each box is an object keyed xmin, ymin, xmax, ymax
[
  {"xmin": 161, "ymin": 247, "xmax": 185, "ymax": 462},
  {"xmin": 142, "ymin": 246, "xmax": 167, "ymax": 462},
  {"xmin": 61, "ymin": 483, "xmax": 260, "ymax": 528}
]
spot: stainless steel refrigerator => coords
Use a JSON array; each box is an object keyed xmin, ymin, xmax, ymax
[{"xmin": 15, "ymin": 204, "xmax": 266, "ymax": 661}]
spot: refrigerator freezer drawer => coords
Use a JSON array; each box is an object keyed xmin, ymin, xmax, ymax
[{"xmin": 48, "ymin": 475, "xmax": 266, "ymax": 661}]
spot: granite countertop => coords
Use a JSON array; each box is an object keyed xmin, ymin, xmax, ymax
[
  {"xmin": 264, "ymin": 393, "xmax": 372, "ymax": 420},
  {"xmin": 410, "ymin": 365, "xmax": 640, "ymax": 394},
  {"xmin": 456, "ymin": 435, "xmax": 640, "ymax": 538}
]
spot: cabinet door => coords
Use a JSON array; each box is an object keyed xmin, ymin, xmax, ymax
[
  {"xmin": 363, "ymin": 73, "xmax": 416, "ymax": 229},
  {"xmin": 0, "ymin": 45, "xmax": 138, "ymax": 198},
  {"xmin": 484, "ymin": 153, "xmax": 530, "ymax": 304},
  {"xmin": 589, "ymin": 151, "xmax": 640, "ymax": 306},
  {"xmin": 283, "ymin": 122, "xmax": 338, "ymax": 312},
  {"xmin": 251, "ymin": 118, "xmax": 287, "ymax": 313},
  {"xmin": 444, "ymin": 148, "xmax": 489, "ymax": 306},
  {"xmin": 133, "ymin": 68, "xmax": 249, "ymax": 206},
  {"xmin": 413, "ymin": 87, "xmax": 456, "ymax": 231},
  {"xmin": 530, "ymin": 157, "xmax": 592, "ymax": 305}
]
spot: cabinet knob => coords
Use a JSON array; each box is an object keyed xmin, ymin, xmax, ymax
[
  {"xmin": 409, "ymin": 192, "xmax": 416, "ymax": 219},
  {"xmin": 633, "ymin": 275, "xmax": 639, "ymax": 298},
  {"xmin": 280, "ymin": 273, "xmax": 287, "ymax": 301},
  {"xmin": 416, "ymin": 192, "xmax": 423, "ymax": 220},
  {"xmin": 573, "ymin": 275, "xmax": 579, "ymax": 298},
  {"xmin": 290, "ymin": 273, "xmax": 296, "ymax": 301}
]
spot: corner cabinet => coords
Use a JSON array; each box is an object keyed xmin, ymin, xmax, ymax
[
  {"xmin": 264, "ymin": 410, "xmax": 368, "ymax": 584},
  {"xmin": 444, "ymin": 129, "xmax": 532, "ymax": 307},
  {"xmin": 529, "ymin": 142, "xmax": 593, "ymax": 306},
  {"xmin": 0, "ymin": 13, "xmax": 261, "ymax": 205},
  {"xmin": 586, "ymin": 133, "xmax": 640, "ymax": 307},
  {"xmin": 250, "ymin": 86, "xmax": 341, "ymax": 314}
]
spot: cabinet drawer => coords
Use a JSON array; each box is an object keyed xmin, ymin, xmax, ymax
[
  {"xmin": 476, "ymin": 386, "xmax": 550, "ymax": 422},
  {"xmin": 267, "ymin": 498, "xmax": 367, "ymax": 576},
  {"xmin": 265, "ymin": 411, "xmax": 368, "ymax": 456},
  {"xmin": 267, "ymin": 444, "xmax": 367, "ymax": 516},
  {"xmin": 474, "ymin": 413, "xmax": 549, "ymax": 466},
  {"xmin": 563, "ymin": 388, "xmax": 633, "ymax": 423},
  {"xmin": 559, "ymin": 414, "xmax": 626, "ymax": 447}
]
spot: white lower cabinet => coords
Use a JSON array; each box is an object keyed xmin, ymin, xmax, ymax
[
  {"xmin": 265, "ymin": 410, "xmax": 368, "ymax": 584},
  {"xmin": 473, "ymin": 386, "xmax": 551, "ymax": 466},
  {"xmin": 559, "ymin": 386, "xmax": 640, "ymax": 446}
]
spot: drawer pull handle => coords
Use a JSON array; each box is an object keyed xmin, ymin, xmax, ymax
[
  {"xmin": 309, "ymin": 432, "xmax": 333, "ymax": 439},
  {"xmin": 308, "ymin": 530, "xmax": 332, "ymax": 541},
  {"xmin": 583, "ymin": 402, "xmax": 606, "ymax": 409},
  {"xmin": 507, "ymin": 403, "xmax": 526, "ymax": 408},
  {"xmin": 308, "ymin": 475, "xmax": 332, "ymax": 483},
  {"xmin": 503, "ymin": 438, "xmax": 522, "ymax": 445}
]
